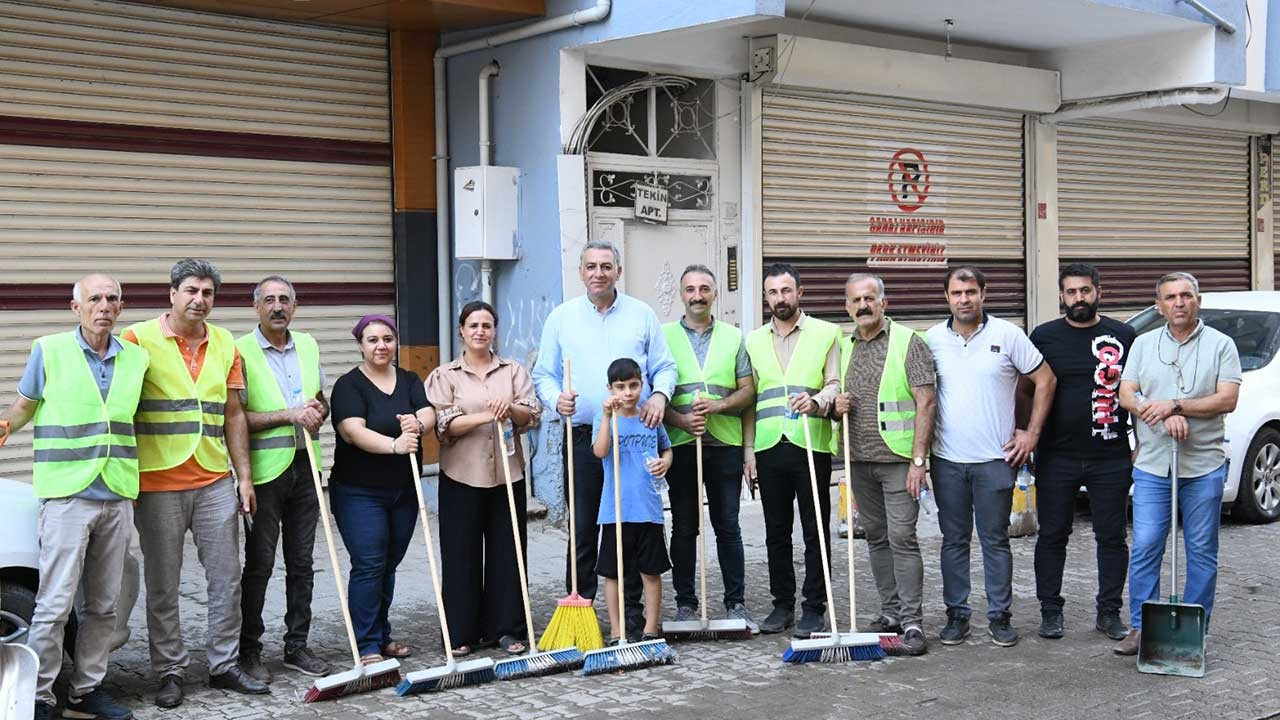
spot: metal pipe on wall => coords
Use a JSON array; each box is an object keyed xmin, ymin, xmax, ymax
[
  {"xmin": 479, "ymin": 61, "xmax": 500, "ymax": 306},
  {"xmin": 1040, "ymin": 87, "xmax": 1228, "ymax": 124},
  {"xmin": 433, "ymin": 0, "xmax": 612, "ymax": 360}
]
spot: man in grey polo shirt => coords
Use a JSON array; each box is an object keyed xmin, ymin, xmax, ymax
[
  {"xmin": 1114, "ymin": 271, "xmax": 1240, "ymax": 655},
  {"xmin": 925, "ymin": 266, "xmax": 1057, "ymax": 648},
  {"xmin": 234, "ymin": 275, "xmax": 331, "ymax": 681}
]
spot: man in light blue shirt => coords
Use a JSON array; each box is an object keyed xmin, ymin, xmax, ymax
[{"xmin": 532, "ymin": 241, "xmax": 676, "ymax": 640}]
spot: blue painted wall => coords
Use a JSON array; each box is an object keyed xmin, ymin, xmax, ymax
[
  {"xmin": 1269, "ymin": 0, "xmax": 1280, "ymax": 90},
  {"xmin": 442, "ymin": 0, "xmax": 782, "ymax": 518},
  {"xmin": 1088, "ymin": 0, "xmax": 1247, "ymax": 83}
]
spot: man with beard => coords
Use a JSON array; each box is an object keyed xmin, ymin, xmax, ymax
[
  {"xmin": 745, "ymin": 263, "xmax": 841, "ymax": 637},
  {"xmin": 1027, "ymin": 264, "xmax": 1135, "ymax": 643},
  {"xmin": 926, "ymin": 266, "xmax": 1056, "ymax": 648}
]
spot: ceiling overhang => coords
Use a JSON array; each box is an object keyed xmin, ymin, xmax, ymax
[{"xmin": 126, "ymin": 0, "xmax": 545, "ymax": 31}]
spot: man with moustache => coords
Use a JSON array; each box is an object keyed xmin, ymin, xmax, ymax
[
  {"xmin": 533, "ymin": 240, "xmax": 677, "ymax": 641},
  {"xmin": 831, "ymin": 273, "xmax": 936, "ymax": 655},
  {"xmin": 123, "ymin": 258, "xmax": 268, "ymax": 707},
  {"xmin": 745, "ymin": 263, "xmax": 841, "ymax": 637},
  {"xmin": 1028, "ymin": 264, "xmax": 1136, "ymax": 642},
  {"xmin": 235, "ymin": 275, "xmax": 331, "ymax": 681},
  {"xmin": 925, "ymin": 266, "xmax": 1056, "ymax": 647},
  {"xmin": 662, "ymin": 264, "xmax": 758, "ymax": 633}
]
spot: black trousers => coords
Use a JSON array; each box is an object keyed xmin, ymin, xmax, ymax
[
  {"xmin": 240, "ymin": 451, "xmax": 319, "ymax": 654},
  {"xmin": 1034, "ymin": 454, "xmax": 1132, "ymax": 614},
  {"xmin": 668, "ymin": 443, "xmax": 746, "ymax": 610},
  {"xmin": 438, "ymin": 472, "xmax": 527, "ymax": 646},
  {"xmin": 755, "ymin": 441, "xmax": 832, "ymax": 614},
  {"xmin": 563, "ymin": 424, "xmax": 643, "ymax": 624}
]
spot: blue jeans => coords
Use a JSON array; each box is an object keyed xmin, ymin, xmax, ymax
[
  {"xmin": 330, "ymin": 481, "xmax": 419, "ymax": 656},
  {"xmin": 931, "ymin": 458, "xmax": 1015, "ymax": 621},
  {"xmin": 1128, "ymin": 463, "xmax": 1225, "ymax": 630}
]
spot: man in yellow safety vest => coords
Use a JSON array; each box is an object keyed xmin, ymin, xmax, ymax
[
  {"xmin": 234, "ymin": 275, "xmax": 331, "ymax": 682},
  {"xmin": 122, "ymin": 258, "xmax": 268, "ymax": 708},
  {"xmin": 745, "ymin": 263, "xmax": 840, "ymax": 638},
  {"xmin": 0, "ymin": 274, "xmax": 145, "ymax": 720}
]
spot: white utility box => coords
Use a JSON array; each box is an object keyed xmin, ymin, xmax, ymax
[{"xmin": 454, "ymin": 165, "xmax": 519, "ymax": 260}]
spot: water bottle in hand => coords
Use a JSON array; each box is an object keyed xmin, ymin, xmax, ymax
[
  {"xmin": 1017, "ymin": 464, "xmax": 1033, "ymax": 491},
  {"xmin": 501, "ymin": 419, "xmax": 516, "ymax": 456},
  {"xmin": 918, "ymin": 487, "xmax": 938, "ymax": 516}
]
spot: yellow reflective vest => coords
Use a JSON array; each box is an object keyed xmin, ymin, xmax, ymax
[
  {"xmin": 746, "ymin": 316, "xmax": 839, "ymax": 453},
  {"xmin": 663, "ymin": 320, "xmax": 744, "ymax": 447},
  {"xmin": 833, "ymin": 319, "xmax": 918, "ymax": 459},
  {"xmin": 236, "ymin": 330, "xmax": 322, "ymax": 484}
]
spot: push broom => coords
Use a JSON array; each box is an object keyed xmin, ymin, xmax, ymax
[
  {"xmin": 397, "ymin": 454, "xmax": 496, "ymax": 695},
  {"xmin": 492, "ymin": 420, "xmax": 585, "ymax": 680},
  {"xmin": 782, "ymin": 415, "xmax": 886, "ymax": 664},
  {"xmin": 300, "ymin": 430, "xmax": 402, "ymax": 702},
  {"xmin": 662, "ymin": 392, "xmax": 751, "ymax": 641},
  {"xmin": 580, "ymin": 412, "xmax": 677, "ymax": 675},
  {"xmin": 808, "ymin": 418, "xmax": 905, "ymax": 658},
  {"xmin": 538, "ymin": 359, "xmax": 605, "ymax": 653}
]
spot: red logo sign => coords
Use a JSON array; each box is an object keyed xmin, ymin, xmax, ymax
[{"xmin": 887, "ymin": 148, "xmax": 930, "ymax": 212}]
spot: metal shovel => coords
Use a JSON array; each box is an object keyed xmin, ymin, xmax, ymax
[{"xmin": 1138, "ymin": 440, "xmax": 1207, "ymax": 677}]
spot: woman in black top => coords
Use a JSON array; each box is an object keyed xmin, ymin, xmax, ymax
[{"xmin": 329, "ymin": 314, "xmax": 433, "ymax": 664}]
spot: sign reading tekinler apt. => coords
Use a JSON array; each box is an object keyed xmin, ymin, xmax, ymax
[{"xmin": 633, "ymin": 183, "xmax": 669, "ymax": 224}]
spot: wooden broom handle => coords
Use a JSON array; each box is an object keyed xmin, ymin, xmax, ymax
[
  {"xmin": 496, "ymin": 420, "xmax": 537, "ymax": 656},
  {"xmin": 842, "ymin": 416, "xmax": 857, "ymax": 631},
  {"xmin": 302, "ymin": 430, "xmax": 363, "ymax": 667},
  {"xmin": 564, "ymin": 358, "xmax": 579, "ymax": 593},
  {"xmin": 802, "ymin": 416, "xmax": 840, "ymax": 637},
  {"xmin": 612, "ymin": 412, "xmax": 625, "ymax": 638},
  {"xmin": 409, "ymin": 453, "xmax": 456, "ymax": 666}
]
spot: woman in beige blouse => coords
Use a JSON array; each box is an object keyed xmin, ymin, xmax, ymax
[{"xmin": 425, "ymin": 300, "xmax": 541, "ymax": 655}]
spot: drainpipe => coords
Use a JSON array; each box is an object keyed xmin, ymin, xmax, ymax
[
  {"xmin": 433, "ymin": 0, "xmax": 612, "ymax": 360},
  {"xmin": 479, "ymin": 61, "xmax": 500, "ymax": 306},
  {"xmin": 1040, "ymin": 87, "xmax": 1228, "ymax": 124}
]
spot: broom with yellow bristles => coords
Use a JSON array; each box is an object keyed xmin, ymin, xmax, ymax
[{"xmin": 538, "ymin": 359, "xmax": 606, "ymax": 652}]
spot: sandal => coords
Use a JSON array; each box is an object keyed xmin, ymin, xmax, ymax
[
  {"xmin": 359, "ymin": 653, "xmax": 386, "ymax": 666},
  {"xmin": 451, "ymin": 644, "xmax": 472, "ymax": 657},
  {"xmin": 380, "ymin": 641, "xmax": 412, "ymax": 659},
  {"xmin": 498, "ymin": 634, "xmax": 527, "ymax": 655}
]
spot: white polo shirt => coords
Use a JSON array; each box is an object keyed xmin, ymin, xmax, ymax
[{"xmin": 925, "ymin": 313, "xmax": 1044, "ymax": 464}]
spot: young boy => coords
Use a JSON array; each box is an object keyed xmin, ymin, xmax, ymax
[{"xmin": 593, "ymin": 358, "xmax": 674, "ymax": 643}]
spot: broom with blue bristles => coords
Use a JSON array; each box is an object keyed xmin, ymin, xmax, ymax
[
  {"xmin": 492, "ymin": 420, "xmax": 584, "ymax": 680},
  {"xmin": 781, "ymin": 414, "xmax": 886, "ymax": 664},
  {"xmin": 580, "ymin": 412, "xmax": 677, "ymax": 675},
  {"xmin": 397, "ymin": 454, "xmax": 497, "ymax": 695}
]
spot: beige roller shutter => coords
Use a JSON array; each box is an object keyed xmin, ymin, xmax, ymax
[
  {"xmin": 760, "ymin": 88, "xmax": 1025, "ymax": 324},
  {"xmin": 1058, "ymin": 121, "xmax": 1251, "ymax": 310}
]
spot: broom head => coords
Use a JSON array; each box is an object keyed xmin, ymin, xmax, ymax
[
  {"xmin": 783, "ymin": 633, "xmax": 886, "ymax": 664},
  {"xmin": 580, "ymin": 638, "xmax": 676, "ymax": 676},
  {"xmin": 395, "ymin": 657, "xmax": 496, "ymax": 695},
  {"xmin": 494, "ymin": 646, "xmax": 585, "ymax": 680},
  {"xmin": 662, "ymin": 618, "xmax": 753, "ymax": 642},
  {"xmin": 538, "ymin": 593, "xmax": 604, "ymax": 652},
  {"xmin": 303, "ymin": 658, "xmax": 402, "ymax": 702},
  {"xmin": 810, "ymin": 630, "xmax": 906, "ymax": 656}
]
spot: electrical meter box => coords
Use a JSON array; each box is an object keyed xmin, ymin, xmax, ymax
[{"xmin": 454, "ymin": 165, "xmax": 519, "ymax": 260}]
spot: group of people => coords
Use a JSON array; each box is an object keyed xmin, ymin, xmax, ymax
[{"xmin": 0, "ymin": 246, "xmax": 1239, "ymax": 719}]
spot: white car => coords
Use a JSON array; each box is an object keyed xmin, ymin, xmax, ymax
[{"xmin": 1127, "ymin": 291, "xmax": 1280, "ymax": 523}]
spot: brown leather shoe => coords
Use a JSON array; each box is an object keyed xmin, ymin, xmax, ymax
[{"xmin": 1113, "ymin": 629, "xmax": 1140, "ymax": 656}]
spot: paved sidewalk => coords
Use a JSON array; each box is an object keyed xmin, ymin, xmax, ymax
[{"xmin": 85, "ymin": 484, "xmax": 1280, "ymax": 720}]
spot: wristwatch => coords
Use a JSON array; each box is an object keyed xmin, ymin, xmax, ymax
[
  {"xmin": 912, "ymin": 456, "xmax": 925, "ymax": 468},
  {"xmin": 1172, "ymin": 399, "xmax": 1184, "ymax": 416}
]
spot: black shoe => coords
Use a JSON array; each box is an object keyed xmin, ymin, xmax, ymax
[
  {"xmin": 1038, "ymin": 609, "xmax": 1065, "ymax": 639},
  {"xmin": 155, "ymin": 674, "xmax": 183, "ymax": 709},
  {"xmin": 988, "ymin": 618, "xmax": 1019, "ymax": 647},
  {"xmin": 63, "ymin": 688, "xmax": 132, "ymax": 720},
  {"xmin": 237, "ymin": 649, "xmax": 272, "ymax": 684},
  {"xmin": 1096, "ymin": 611, "xmax": 1128, "ymax": 641},
  {"xmin": 283, "ymin": 646, "xmax": 332, "ymax": 677},
  {"xmin": 793, "ymin": 608, "xmax": 826, "ymax": 639},
  {"xmin": 865, "ymin": 615, "xmax": 903, "ymax": 634},
  {"xmin": 34, "ymin": 703, "xmax": 54, "ymax": 720},
  {"xmin": 902, "ymin": 626, "xmax": 928, "ymax": 656},
  {"xmin": 209, "ymin": 666, "xmax": 271, "ymax": 695},
  {"xmin": 759, "ymin": 606, "xmax": 795, "ymax": 634},
  {"xmin": 939, "ymin": 612, "xmax": 970, "ymax": 645}
]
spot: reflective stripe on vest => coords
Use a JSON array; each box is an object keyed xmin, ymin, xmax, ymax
[
  {"xmin": 235, "ymin": 330, "xmax": 322, "ymax": 484},
  {"xmin": 835, "ymin": 319, "xmax": 918, "ymax": 459},
  {"xmin": 30, "ymin": 331, "xmax": 147, "ymax": 499},
  {"xmin": 128, "ymin": 318, "xmax": 234, "ymax": 474},
  {"xmin": 662, "ymin": 320, "xmax": 744, "ymax": 447},
  {"xmin": 745, "ymin": 317, "xmax": 839, "ymax": 452}
]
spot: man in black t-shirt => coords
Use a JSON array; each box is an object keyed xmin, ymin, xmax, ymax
[{"xmin": 1028, "ymin": 263, "xmax": 1136, "ymax": 643}]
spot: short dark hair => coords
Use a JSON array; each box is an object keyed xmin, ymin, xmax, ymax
[
  {"xmin": 680, "ymin": 264, "xmax": 716, "ymax": 285},
  {"xmin": 459, "ymin": 300, "xmax": 498, "ymax": 327},
  {"xmin": 607, "ymin": 358, "xmax": 643, "ymax": 384},
  {"xmin": 763, "ymin": 262, "xmax": 801, "ymax": 287},
  {"xmin": 170, "ymin": 258, "xmax": 222, "ymax": 292},
  {"xmin": 943, "ymin": 265, "xmax": 985, "ymax": 291},
  {"xmin": 1058, "ymin": 263, "xmax": 1100, "ymax": 290}
]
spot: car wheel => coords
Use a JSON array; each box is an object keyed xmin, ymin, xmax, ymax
[
  {"xmin": 0, "ymin": 581, "xmax": 36, "ymax": 642},
  {"xmin": 1232, "ymin": 427, "xmax": 1280, "ymax": 524}
]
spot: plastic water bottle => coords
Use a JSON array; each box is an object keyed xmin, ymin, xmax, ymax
[
  {"xmin": 501, "ymin": 419, "xmax": 516, "ymax": 456},
  {"xmin": 918, "ymin": 487, "xmax": 938, "ymax": 516},
  {"xmin": 785, "ymin": 392, "xmax": 800, "ymax": 420},
  {"xmin": 1017, "ymin": 464, "xmax": 1033, "ymax": 491}
]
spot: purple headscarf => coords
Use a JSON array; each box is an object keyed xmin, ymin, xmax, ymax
[{"xmin": 352, "ymin": 313, "xmax": 399, "ymax": 341}]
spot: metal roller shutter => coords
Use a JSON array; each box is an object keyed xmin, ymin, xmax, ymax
[
  {"xmin": 0, "ymin": 0, "xmax": 392, "ymax": 484},
  {"xmin": 760, "ymin": 88, "xmax": 1026, "ymax": 326},
  {"xmin": 1058, "ymin": 121, "xmax": 1251, "ymax": 312}
]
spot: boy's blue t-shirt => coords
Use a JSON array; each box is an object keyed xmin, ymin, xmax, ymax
[{"xmin": 593, "ymin": 412, "xmax": 671, "ymax": 525}]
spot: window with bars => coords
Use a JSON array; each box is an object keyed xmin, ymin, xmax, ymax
[{"xmin": 586, "ymin": 65, "xmax": 716, "ymax": 160}]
